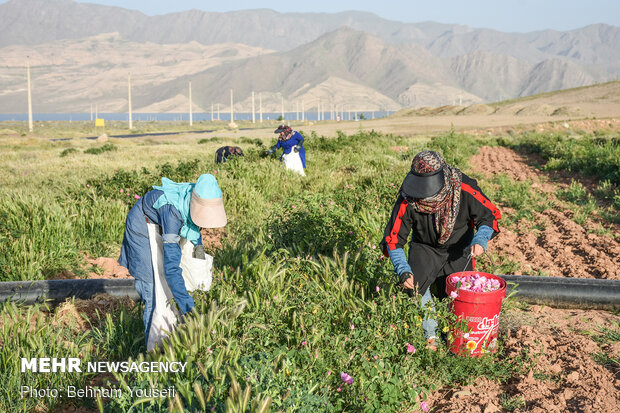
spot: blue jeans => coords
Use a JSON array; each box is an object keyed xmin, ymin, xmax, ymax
[
  {"xmin": 421, "ymin": 288, "xmax": 438, "ymax": 340},
  {"xmin": 119, "ymin": 198, "xmax": 156, "ymax": 340}
]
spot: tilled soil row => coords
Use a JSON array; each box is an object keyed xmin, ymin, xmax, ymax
[{"xmin": 471, "ymin": 146, "xmax": 619, "ymax": 280}]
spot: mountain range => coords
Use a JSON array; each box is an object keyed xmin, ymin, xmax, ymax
[{"xmin": 0, "ymin": 0, "xmax": 618, "ymax": 113}]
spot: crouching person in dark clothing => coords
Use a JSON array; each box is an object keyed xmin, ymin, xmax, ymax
[
  {"xmin": 380, "ymin": 150, "xmax": 501, "ymax": 350},
  {"xmin": 215, "ymin": 146, "xmax": 244, "ymax": 164}
]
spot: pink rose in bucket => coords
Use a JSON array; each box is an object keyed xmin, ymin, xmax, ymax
[{"xmin": 450, "ymin": 273, "xmax": 501, "ymax": 293}]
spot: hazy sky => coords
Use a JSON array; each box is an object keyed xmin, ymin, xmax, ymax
[{"xmin": 57, "ymin": 0, "xmax": 618, "ymax": 33}]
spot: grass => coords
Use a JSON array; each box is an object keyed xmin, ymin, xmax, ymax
[
  {"xmin": 505, "ymin": 132, "xmax": 620, "ymax": 186},
  {"xmin": 493, "ymin": 132, "xmax": 620, "ymax": 230},
  {"xmin": 0, "ymin": 125, "xmax": 618, "ymax": 411},
  {"xmin": 499, "ymin": 393, "xmax": 526, "ymax": 411}
]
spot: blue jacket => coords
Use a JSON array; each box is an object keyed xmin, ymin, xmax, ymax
[{"xmin": 271, "ymin": 131, "xmax": 306, "ymax": 168}]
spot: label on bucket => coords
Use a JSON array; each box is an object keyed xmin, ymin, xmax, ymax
[{"xmin": 462, "ymin": 314, "xmax": 500, "ymax": 354}]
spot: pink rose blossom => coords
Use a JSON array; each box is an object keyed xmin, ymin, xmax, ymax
[
  {"xmin": 406, "ymin": 343, "xmax": 416, "ymax": 353},
  {"xmin": 421, "ymin": 401, "xmax": 429, "ymax": 412},
  {"xmin": 134, "ymin": 195, "xmax": 140, "ymax": 199},
  {"xmin": 450, "ymin": 291, "xmax": 459, "ymax": 299},
  {"xmin": 340, "ymin": 372, "xmax": 354, "ymax": 385}
]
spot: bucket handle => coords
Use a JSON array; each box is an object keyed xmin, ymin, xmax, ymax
[{"xmin": 462, "ymin": 251, "xmax": 497, "ymax": 275}]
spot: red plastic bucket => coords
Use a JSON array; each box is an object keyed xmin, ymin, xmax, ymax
[{"xmin": 445, "ymin": 271, "xmax": 506, "ymax": 356}]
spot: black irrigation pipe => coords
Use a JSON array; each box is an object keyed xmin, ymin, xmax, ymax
[
  {"xmin": 0, "ymin": 279, "xmax": 139, "ymax": 305},
  {"xmin": 500, "ymin": 275, "xmax": 620, "ymax": 310},
  {"xmin": 0, "ymin": 275, "xmax": 618, "ymax": 310}
]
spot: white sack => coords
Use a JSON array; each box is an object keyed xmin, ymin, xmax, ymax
[
  {"xmin": 179, "ymin": 237, "xmax": 213, "ymax": 292},
  {"xmin": 282, "ymin": 151, "xmax": 305, "ymax": 176},
  {"xmin": 146, "ymin": 223, "xmax": 213, "ymax": 351}
]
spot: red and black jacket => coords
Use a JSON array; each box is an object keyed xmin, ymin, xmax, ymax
[{"xmin": 381, "ymin": 174, "xmax": 501, "ymax": 256}]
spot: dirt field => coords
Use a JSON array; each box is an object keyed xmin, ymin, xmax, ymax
[{"xmin": 472, "ymin": 146, "xmax": 619, "ymax": 280}]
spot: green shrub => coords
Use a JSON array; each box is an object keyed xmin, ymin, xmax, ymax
[
  {"xmin": 84, "ymin": 143, "xmax": 117, "ymax": 155},
  {"xmin": 198, "ymin": 137, "xmax": 224, "ymax": 144},
  {"xmin": 60, "ymin": 148, "xmax": 78, "ymax": 157}
]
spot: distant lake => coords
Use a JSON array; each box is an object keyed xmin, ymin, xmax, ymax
[{"xmin": 0, "ymin": 111, "xmax": 392, "ymax": 122}]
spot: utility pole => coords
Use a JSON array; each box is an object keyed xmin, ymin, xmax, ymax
[
  {"xmin": 217, "ymin": 103, "xmax": 220, "ymax": 120},
  {"xmin": 211, "ymin": 103, "xmax": 214, "ymax": 121},
  {"xmin": 26, "ymin": 58, "xmax": 33, "ymax": 132},
  {"xmin": 90, "ymin": 103, "xmax": 93, "ymax": 121},
  {"xmin": 259, "ymin": 93, "xmax": 263, "ymax": 123},
  {"xmin": 128, "ymin": 73, "xmax": 133, "ymax": 129},
  {"xmin": 302, "ymin": 99, "xmax": 305, "ymax": 121},
  {"xmin": 230, "ymin": 89, "xmax": 234, "ymax": 123},
  {"xmin": 281, "ymin": 95, "xmax": 284, "ymax": 121},
  {"xmin": 296, "ymin": 101, "xmax": 299, "ymax": 121},
  {"xmin": 251, "ymin": 91, "xmax": 256, "ymax": 124},
  {"xmin": 189, "ymin": 81, "xmax": 193, "ymax": 127}
]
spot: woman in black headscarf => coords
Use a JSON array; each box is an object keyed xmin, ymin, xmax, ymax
[{"xmin": 380, "ymin": 150, "xmax": 501, "ymax": 349}]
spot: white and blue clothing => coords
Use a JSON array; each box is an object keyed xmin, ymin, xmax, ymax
[
  {"xmin": 119, "ymin": 189, "xmax": 200, "ymax": 340},
  {"xmin": 270, "ymin": 131, "xmax": 306, "ymax": 168}
]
